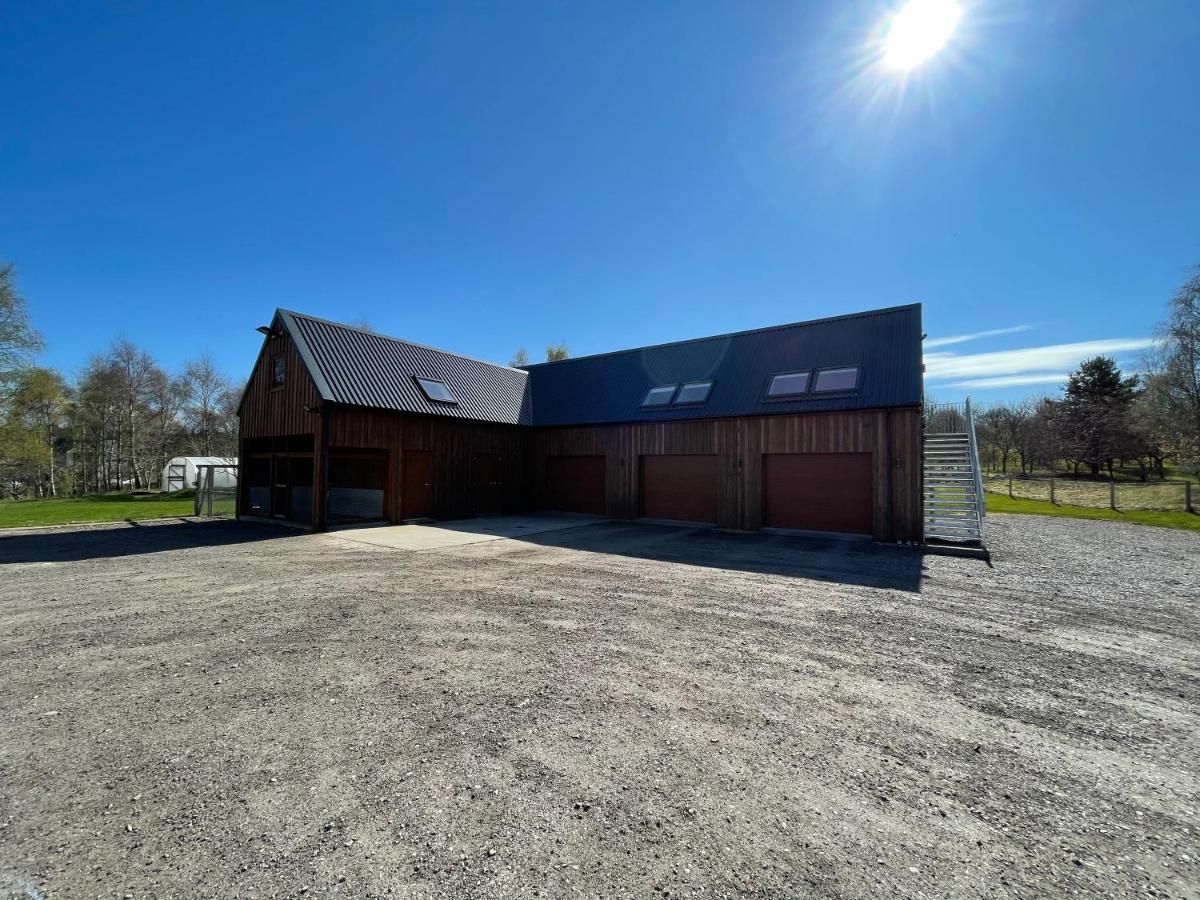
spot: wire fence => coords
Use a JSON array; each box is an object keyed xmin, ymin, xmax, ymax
[
  {"xmin": 194, "ymin": 464, "xmax": 238, "ymax": 518},
  {"xmin": 985, "ymin": 475, "xmax": 1195, "ymax": 512}
]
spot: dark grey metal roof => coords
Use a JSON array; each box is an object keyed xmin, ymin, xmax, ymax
[
  {"xmin": 523, "ymin": 303, "xmax": 923, "ymax": 426},
  {"xmin": 274, "ymin": 303, "xmax": 921, "ymax": 427},
  {"xmin": 280, "ymin": 310, "xmax": 532, "ymax": 425}
]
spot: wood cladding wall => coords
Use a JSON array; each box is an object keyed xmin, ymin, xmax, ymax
[
  {"xmin": 533, "ymin": 408, "xmax": 923, "ymax": 542},
  {"xmin": 238, "ymin": 331, "xmax": 322, "ymax": 440},
  {"xmin": 326, "ymin": 407, "xmax": 531, "ymax": 522}
]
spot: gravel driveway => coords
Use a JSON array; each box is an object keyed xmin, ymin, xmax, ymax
[{"xmin": 1, "ymin": 513, "xmax": 1197, "ymax": 899}]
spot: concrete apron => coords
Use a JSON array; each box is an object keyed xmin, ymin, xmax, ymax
[{"xmin": 324, "ymin": 512, "xmax": 602, "ymax": 552}]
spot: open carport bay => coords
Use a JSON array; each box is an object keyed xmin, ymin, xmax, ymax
[{"xmin": 0, "ymin": 515, "xmax": 1197, "ymax": 898}]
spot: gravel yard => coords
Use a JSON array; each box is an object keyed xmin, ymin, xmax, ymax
[{"xmin": 1, "ymin": 513, "xmax": 1197, "ymax": 899}]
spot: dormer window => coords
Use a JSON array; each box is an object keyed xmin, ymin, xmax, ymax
[
  {"xmin": 415, "ymin": 376, "xmax": 458, "ymax": 404},
  {"xmin": 642, "ymin": 386, "xmax": 677, "ymax": 406},
  {"xmin": 272, "ymin": 356, "xmax": 286, "ymax": 387}
]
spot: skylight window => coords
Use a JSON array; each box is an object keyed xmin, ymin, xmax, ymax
[
  {"xmin": 642, "ymin": 385, "xmax": 677, "ymax": 406},
  {"xmin": 766, "ymin": 371, "xmax": 810, "ymax": 397},
  {"xmin": 673, "ymin": 381, "xmax": 713, "ymax": 404},
  {"xmin": 415, "ymin": 376, "xmax": 458, "ymax": 404},
  {"xmin": 813, "ymin": 366, "xmax": 860, "ymax": 392}
]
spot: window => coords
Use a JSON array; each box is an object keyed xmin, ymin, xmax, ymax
[
  {"xmin": 415, "ymin": 376, "xmax": 458, "ymax": 404},
  {"xmin": 271, "ymin": 355, "xmax": 286, "ymax": 387},
  {"xmin": 766, "ymin": 371, "xmax": 810, "ymax": 397},
  {"xmin": 642, "ymin": 385, "xmax": 677, "ymax": 406},
  {"xmin": 813, "ymin": 366, "xmax": 860, "ymax": 392},
  {"xmin": 673, "ymin": 381, "xmax": 713, "ymax": 404}
]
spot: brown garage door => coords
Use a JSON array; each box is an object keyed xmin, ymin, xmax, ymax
[
  {"xmin": 545, "ymin": 455, "xmax": 606, "ymax": 515},
  {"xmin": 640, "ymin": 454, "xmax": 718, "ymax": 523},
  {"xmin": 763, "ymin": 452, "xmax": 873, "ymax": 535}
]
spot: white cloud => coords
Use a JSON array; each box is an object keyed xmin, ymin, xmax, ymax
[
  {"xmin": 924, "ymin": 325, "xmax": 1033, "ymax": 349},
  {"xmin": 924, "ymin": 337, "xmax": 1156, "ymax": 381},
  {"xmin": 946, "ymin": 373, "xmax": 1069, "ymax": 390}
]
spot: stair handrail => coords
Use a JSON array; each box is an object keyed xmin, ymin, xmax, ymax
[{"xmin": 964, "ymin": 397, "xmax": 986, "ymax": 528}]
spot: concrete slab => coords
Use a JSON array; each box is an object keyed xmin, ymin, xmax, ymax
[{"xmin": 325, "ymin": 512, "xmax": 602, "ymax": 551}]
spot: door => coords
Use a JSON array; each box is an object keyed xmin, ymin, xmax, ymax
[
  {"xmin": 472, "ymin": 454, "xmax": 504, "ymax": 515},
  {"xmin": 640, "ymin": 454, "xmax": 718, "ymax": 523},
  {"xmin": 328, "ymin": 449, "xmax": 388, "ymax": 522},
  {"xmin": 271, "ymin": 454, "xmax": 290, "ymax": 519},
  {"xmin": 763, "ymin": 452, "xmax": 873, "ymax": 535},
  {"xmin": 545, "ymin": 455, "xmax": 605, "ymax": 515},
  {"xmin": 403, "ymin": 450, "xmax": 434, "ymax": 519}
]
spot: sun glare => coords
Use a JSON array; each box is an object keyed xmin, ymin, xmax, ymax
[{"xmin": 882, "ymin": 0, "xmax": 962, "ymax": 70}]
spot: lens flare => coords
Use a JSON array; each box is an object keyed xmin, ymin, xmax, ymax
[{"xmin": 883, "ymin": 0, "xmax": 962, "ymax": 70}]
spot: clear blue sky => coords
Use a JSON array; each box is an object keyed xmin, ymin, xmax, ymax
[{"xmin": 2, "ymin": 1, "xmax": 1197, "ymax": 402}]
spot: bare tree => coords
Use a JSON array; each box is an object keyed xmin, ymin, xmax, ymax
[
  {"xmin": 545, "ymin": 343, "xmax": 569, "ymax": 362},
  {"xmin": 0, "ymin": 263, "xmax": 43, "ymax": 402},
  {"xmin": 509, "ymin": 348, "xmax": 530, "ymax": 367},
  {"xmin": 183, "ymin": 352, "xmax": 234, "ymax": 455}
]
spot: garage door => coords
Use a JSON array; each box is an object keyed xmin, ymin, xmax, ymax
[
  {"xmin": 640, "ymin": 454, "xmax": 718, "ymax": 523},
  {"xmin": 763, "ymin": 452, "xmax": 873, "ymax": 535},
  {"xmin": 545, "ymin": 455, "xmax": 606, "ymax": 515}
]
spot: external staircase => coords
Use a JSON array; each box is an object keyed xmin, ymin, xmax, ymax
[{"xmin": 923, "ymin": 400, "xmax": 986, "ymax": 550}]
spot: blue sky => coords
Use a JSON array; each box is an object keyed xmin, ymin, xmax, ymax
[{"xmin": 2, "ymin": 1, "xmax": 1197, "ymax": 402}]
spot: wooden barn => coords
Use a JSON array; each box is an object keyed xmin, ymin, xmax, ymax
[{"xmin": 237, "ymin": 304, "xmax": 924, "ymax": 541}]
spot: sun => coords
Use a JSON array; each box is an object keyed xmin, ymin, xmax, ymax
[{"xmin": 882, "ymin": 0, "xmax": 962, "ymax": 70}]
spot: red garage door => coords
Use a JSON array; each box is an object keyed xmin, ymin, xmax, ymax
[
  {"xmin": 545, "ymin": 455, "xmax": 606, "ymax": 514},
  {"xmin": 640, "ymin": 454, "xmax": 718, "ymax": 523},
  {"xmin": 763, "ymin": 452, "xmax": 873, "ymax": 535}
]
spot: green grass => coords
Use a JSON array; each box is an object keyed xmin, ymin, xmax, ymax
[
  {"xmin": 0, "ymin": 492, "xmax": 197, "ymax": 529},
  {"xmin": 986, "ymin": 492, "xmax": 1200, "ymax": 532}
]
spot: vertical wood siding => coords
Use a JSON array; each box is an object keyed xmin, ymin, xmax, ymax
[
  {"xmin": 238, "ymin": 331, "xmax": 321, "ymax": 440},
  {"xmin": 533, "ymin": 408, "xmax": 922, "ymax": 541}
]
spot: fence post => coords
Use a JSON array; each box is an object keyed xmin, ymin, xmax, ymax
[
  {"xmin": 1008, "ymin": 476, "xmax": 1014, "ymax": 499},
  {"xmin": 1049, "ymin": 478, "xmax": 1056, "ymax": 505},
  {"xmin": 1187, "ymin": 481, "xmax": 1194, "ymax": 514},
  {"xmin": 1110, "ymin": 481, "xmax": 1116, "ymax": 510}
]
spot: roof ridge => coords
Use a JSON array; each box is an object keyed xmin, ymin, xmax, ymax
[
  {"xmin": 521, "ymin": 303, "xmax": 921, "ymax": 368},
  {"xmin": 278, "ymin": 308, "xmax": 530, "ymax": 376}
]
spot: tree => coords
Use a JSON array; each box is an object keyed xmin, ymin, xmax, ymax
[
  {"xmin": 509, "ymin": 348, "xmax": 530, "ymax": 367},
  {"xmin": 977, "ymin": 402, "xmax": 1028, "ymax": 473},
  {"xmin": 1146, "ymin": 268, "xmax": 1200, "ymax": 474},
  {"xmin": 545, "ymin": 343, "xmax": 569, "ymax": 362},
  {"xmin": 0, "ymin": 367, "xmax": 69, "ymax": 497},
  {"xmin": 1059, "ymin": 356, "xmax": 1139, "ymax": 477},
  {"xmin": 0, "ymin": 263, "xmax": 43, "ymax": 401},
  {"xmin": 183, "ymin": 353, "xmax": 236, "ymax": 455}
]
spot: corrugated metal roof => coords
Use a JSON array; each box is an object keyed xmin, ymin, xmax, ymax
[
  {"xmin": 275, "ymin": 303, "xmax": 921, "ymax": 427},
  {"xmin": 281, "ymin": 310, "xmax": 532, "ymax": 425},
  {"xmin": 523, "ymin": 304, "xmax": 923, "ymax": 426}
]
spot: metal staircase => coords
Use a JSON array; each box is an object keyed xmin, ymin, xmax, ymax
[{"xmin": 923, "ymin": 399, "xmax": 986, "ymax": 549}]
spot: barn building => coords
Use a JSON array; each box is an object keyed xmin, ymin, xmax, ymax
[{"xmin": 237, "ymin": 303, "xmax": 924, "ymax": 541}]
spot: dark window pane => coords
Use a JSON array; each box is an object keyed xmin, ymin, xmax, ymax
[
  {"xmin": 415, "ymin": 377, "xmax": 458, "ymax": 404},
  {"xmin": 272, "ymin": 356, "xmax": 286, "ymax": 386},
  {"xmin": 767, "ymin": 372, "xmax": 810, "ymax": 396},
  {"xmin": 813, "ymin": 367, "xmax": 859, "ymax": 392},
  {"xmin": 674, "ymin": 381, "xmax": 712, "ymax": 404},
  {"xmin": 642, "ymin": 386, "xmax": 677, "ymax": 406}
]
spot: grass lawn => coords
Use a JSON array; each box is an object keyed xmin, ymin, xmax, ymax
[
  {"xmin": 0, "ymin": 493, "xmax": 197, "ymax": 529},
  {"xmin": 986, "ymin": 492, "xmax": 1200, "ymax": 532}
]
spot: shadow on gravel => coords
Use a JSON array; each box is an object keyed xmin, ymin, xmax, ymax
[
  {"xmin": 513, "ymin": 520, "xmax": 928, "ymax": 591},
  {"xmin": 0, "ymin": 519, "xmax": 292, "ymax": 564}
]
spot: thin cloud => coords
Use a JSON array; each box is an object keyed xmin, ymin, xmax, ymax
[
  {"xmin": 947, "ymin": 373, "xmax": 1069, "ymax": 390},
  {"xmin": 924, "ymin": 337, "xmax": 1156, "ymax": 381},
  {"xmin": 924, "ymin": 325, "xmax": 1034, "ymax": 349}
]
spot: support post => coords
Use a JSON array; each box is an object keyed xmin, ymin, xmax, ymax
[
  {"xmin": 1186, "ymin": 481, "xmax": 1194, "ymax": 514},
  {"xmin": 1008, "ymin": 476, "xmax": 1013, "ymax": 498},
  {"xmin": 1110, "ymin": 481, "xmax": 1117, "ymax": 510},
  {"xmin": 1050, "ymin": 478, "xmax": 1056, "ymax": 505}
]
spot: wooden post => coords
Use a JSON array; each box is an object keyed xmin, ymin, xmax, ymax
[
  {"xmin": 1008, "ymin": 476, "xmax": 1014, "ymax": 498},
  {"xmin": 1110, "ymin": 481, "xmax": 1117, "ymax": 510},
  {"xmin": 1186, "ymin": 481, "xmax": 1194, "ymax": 514},
  {"xmin": 1049, "ymin": 478, "xmax": 1056, "ymax": 505}
]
